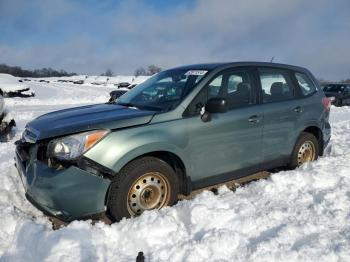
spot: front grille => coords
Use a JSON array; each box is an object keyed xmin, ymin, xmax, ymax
[
  {"xmin": 15, "ymin": 140, "xmax": 32, "ymax": 162},
  {"xmin": 37, "ymin": 143, "xmax": 48, "ymax": 163}
]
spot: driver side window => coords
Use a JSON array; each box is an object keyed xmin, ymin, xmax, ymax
[
  {"xmin": 184, "ymin": 69, "xmax": 255, "ymax": 116},
  {"xmin": 208, "ymin": 75, "xmax": 223, "ymax": 99},
  {"xmin": 184, "ymin": 74, "xmax": 224, "ymax": 117}
]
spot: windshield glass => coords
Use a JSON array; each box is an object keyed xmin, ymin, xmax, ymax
[{"xmin": 117, "ymin": 69, "xmax": 208, "ymax": 111}]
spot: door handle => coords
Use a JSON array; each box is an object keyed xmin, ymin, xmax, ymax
[
  {"xmin": 248, "ymin": 115, "xmax": 260, "ymax": 124},
  {"xmin": 294, "ymin": 106, "xmax": 303, "ymax": 113}
]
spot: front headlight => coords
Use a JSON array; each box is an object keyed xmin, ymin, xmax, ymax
[{"xmin": 47, "ymin": 130, "xmax": 109, "ymax": 160}]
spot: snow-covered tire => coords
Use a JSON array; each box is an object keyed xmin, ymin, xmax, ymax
[
  {"xmin": 289, "ymin": 132, "xmax": 319, "ymax": 169},
  {"xmin": 107, "ymin": 156, "xmax": 179, "ymax": 221}
]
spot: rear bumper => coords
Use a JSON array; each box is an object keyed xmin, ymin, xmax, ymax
[{"xmin": 15, "ymin": 142, "xmax": 111, "ymax": 222}]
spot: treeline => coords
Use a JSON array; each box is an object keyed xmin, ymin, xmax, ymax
[
  {"xmin": 0, "ymin": 63, "xmax": 77, "ymax": 78},
  {"xmin": 134, "ymin": 65, "xmax": 162, "ymax": 76}
]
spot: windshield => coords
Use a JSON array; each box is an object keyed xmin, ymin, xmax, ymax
[{"xmin": 117, "ymin": 69, "xmax": 208, "ymax": 111}]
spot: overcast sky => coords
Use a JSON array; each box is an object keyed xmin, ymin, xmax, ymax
[{"xmin": 0, "ymin": 0, "xmax": 349, "ymax": 80}]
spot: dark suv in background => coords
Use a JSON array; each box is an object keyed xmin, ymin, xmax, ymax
[
  {"xmin": 16, "ymin": 62, "xmax": 331, "ymax": 222},
  {"xmin": 322, "ymin": 83, "xmax": 350, "ymax": 106}
]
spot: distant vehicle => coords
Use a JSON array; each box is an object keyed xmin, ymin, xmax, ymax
[
  {"xmin": 322, "ymin": 83, "xmax": 350, "ymax": 106},
  {"xmin": 0, "ymin": 89, "xmax": 16, "ymax": 138},
  {"xmin": 116, "ymin": 82, "xmax": 131, "ymax": 88},
  {"xmin": 39, "ymin": 80, "xmax": 49, "ymax": 83},
  {"xmin": 108, "ymin": 89, "xmax": 128, "ymax": 103},
  {"xmin": 16, "ymin": 62, "xmax": 331, "ymax": 222},
  {"xmin": 91, "ymin": 82, "xmax": 103, "ymax": 85},
  {"xmin": 73, "ymin": 80, "xmax": 84, "ymax": 85},
  {"xmin": 4, "ymin": 88, "xmax": 35, "ymax": 98},
  {"xmin": 127, "ymin": 84, "xmax": 137, "ymax": 89}
]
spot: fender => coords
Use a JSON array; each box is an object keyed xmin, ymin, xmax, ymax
[
  {"xmin": 84, "ymin": 121, "xmax": 189, "ymax": 174},
  {"xmin": 290, "ymin": 120, "xmax": 323, "ymax": 155}
]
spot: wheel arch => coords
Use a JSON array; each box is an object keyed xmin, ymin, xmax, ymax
[
  {"xmin": 302, "ymin": 125, "xmax": 324, "ymax": 156},
  {"xmin": 117, "ymin": 150, "xmax": 191, "ymax": 196}
]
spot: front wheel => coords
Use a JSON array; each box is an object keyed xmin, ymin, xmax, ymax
[
  {"xmin": 289, "ymin": 132, "xmax": 319, "ymax": 169},
  {"xmin": 107, "ymin": 157, "xmax": 179, "ymax": 221}
]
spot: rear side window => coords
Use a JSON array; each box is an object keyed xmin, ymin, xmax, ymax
[
  {"xmin": 295, "ymin": 72, "xmax": 316, "ymax": 96},
  {"xmin": 258, "ymin": 68, "xmax": 294, "ymax": 103}
]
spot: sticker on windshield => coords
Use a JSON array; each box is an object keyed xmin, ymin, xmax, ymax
[{"xmin": 185, "ymin": 70, "xmax": 208, "ymax": 76}]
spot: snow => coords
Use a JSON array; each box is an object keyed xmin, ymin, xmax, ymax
[
  {"xmin": 1, "ymin": 75, "xmax": 350, "ymax": 261},
  {"xmin": 34, "ymin": 74, "xmax": 151, "ymax": 88}
]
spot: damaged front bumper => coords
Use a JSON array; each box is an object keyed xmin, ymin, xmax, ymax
[{"xmin": 15, "ymin": 140, "xmax": 111, "ymax": 222}]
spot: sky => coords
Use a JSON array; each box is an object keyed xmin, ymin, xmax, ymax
[{"xmin": 0, "ymin": 0, "xmax": 349, "ymax": 80}]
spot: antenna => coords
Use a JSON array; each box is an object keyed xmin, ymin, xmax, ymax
[{"xmin": 270, "ymin": 56, "xmax": 275, "ymax": 63}]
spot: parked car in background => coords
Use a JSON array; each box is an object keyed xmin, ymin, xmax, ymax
[
  {"xmin": 0, "ymin": 89, "xmax": 16, "ymax": 138},
  {"xmin": 115, "ymin": 82, "xmax": 131, "ymax": 88},
  {"xmin": 322, "ymin": 83, "xmax": 350, "ymax": 106},
  {"xmin": 108, "ymin": 89, "xmax": 128, "ymax": 103},
  {"xmin": 73, "ymin": 80, "xmax": 84, "ymax": 85},
  {"xmin": 15, "ymin": 62, "xmax": 331, "ymax": 223}
]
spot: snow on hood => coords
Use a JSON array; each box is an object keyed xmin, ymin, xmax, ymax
[{"xmin": 0, "ymin": 73, "xmax": 28, "ymax": 92}]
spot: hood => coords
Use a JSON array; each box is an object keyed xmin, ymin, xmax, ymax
[{"xmin": 26, "ymin": 103, "xmax": 156, "ymax": 141}]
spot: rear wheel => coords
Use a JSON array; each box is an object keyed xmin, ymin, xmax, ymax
[
  {"xmin": 107, "ymin": 156, "xmax": 179, "ymax": 221},
  {"xmin": 289, "ymin": 132, "xmax": 319, "ymax": 168}
]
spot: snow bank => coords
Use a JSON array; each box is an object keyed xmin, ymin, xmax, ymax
[
  {"xmin": 0, "ymin": 74, "xmax": 28, "ymax": 93},
  {"xmin": 0, "ymin": 80, "xmax": 350, "ymax": 261}
]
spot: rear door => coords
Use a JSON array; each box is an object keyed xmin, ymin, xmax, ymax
[{"xmin": 257, "ymin": 67, "xmax": 301, "ymax": 164}]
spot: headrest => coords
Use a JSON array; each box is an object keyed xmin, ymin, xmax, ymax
[{"xmin": 270, "ymin": 82, "xmax": 283, "ymax": 96}]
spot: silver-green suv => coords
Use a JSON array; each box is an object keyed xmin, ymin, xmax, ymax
[{"xmin": 15, "ymin": 62, "xmax": 331, "ymax": 222}]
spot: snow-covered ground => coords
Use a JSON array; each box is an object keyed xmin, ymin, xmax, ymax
[
  {"xmin": 31, "ymin": 74, "xmax": 150, "ymax": 88},
  {"xmin": 0, "ymin": 76, "xmax": 350, "ymax": 261}
]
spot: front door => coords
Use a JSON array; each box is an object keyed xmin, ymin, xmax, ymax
[{"xmin": 184, "ymin": 68, "xmax": 263, "ymax": 187}]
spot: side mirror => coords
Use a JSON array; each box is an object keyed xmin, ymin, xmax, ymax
[
  {"xmin": 201, "ymin": 98, "xmax": 227, "ymax": 122},
  {"xmin": 205, "ymin": 97, "xmax": 227, "ymax": 113}
]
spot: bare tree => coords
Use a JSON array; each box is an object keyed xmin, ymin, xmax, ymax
[
  {"xmin": 147, "ymin": 65, "xmax": 162, "ymax": 75},
  {"xmin": 104, "ymin": 69, "xmax": 114, "ymax": 77},
  {"xmin": 134, "ymin": 67, "xmax": 146, "ymax": 76}
]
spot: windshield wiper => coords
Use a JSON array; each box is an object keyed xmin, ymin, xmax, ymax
[{"xmin": 118, "ymin": 102, "xmax": 163, "ymax": 111}]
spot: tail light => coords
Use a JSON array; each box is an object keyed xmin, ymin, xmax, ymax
[{"xmin": 322, "ymin": 97, "xmax": 331, "ymax": 111}]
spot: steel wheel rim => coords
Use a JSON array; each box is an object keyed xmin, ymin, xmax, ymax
[
  {"xmin": 297, "ymin": 140, "xmax": 316, "ymax": 166},
  {"xmin": 127, "ymin": 172, "xmax": 171, "ymax": 216}
]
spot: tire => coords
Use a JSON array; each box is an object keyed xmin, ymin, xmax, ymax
[
  {"xmin": 107, "ymin": 156, "xmax": 179, "ymax": 221},
  {"xmin": 337, "ymin": 99, "xmax": 343, "ymax": 107},
  {"xmin": 289, "ymin": 132, "xmax": 319, "ymax": 169}
]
